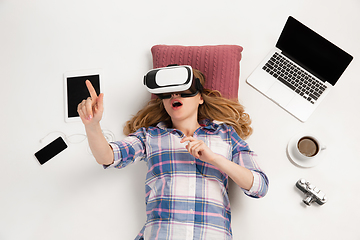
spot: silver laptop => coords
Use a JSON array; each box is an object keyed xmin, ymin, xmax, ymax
[{"xmin": 247, "ymin": 16, "xmax": 353, "ymax": 122}]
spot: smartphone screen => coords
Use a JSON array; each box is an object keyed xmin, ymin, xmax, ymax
[{"xmin": 35, "ymin": 137, "xmax": 68, "ymax": 165}]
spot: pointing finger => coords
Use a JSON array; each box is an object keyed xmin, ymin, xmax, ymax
[{"xmin": 85, "ymin": 80, "xmax": 98, "ymax": 101}]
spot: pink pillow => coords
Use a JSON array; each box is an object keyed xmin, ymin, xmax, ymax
[{"xmin": 151, "ymin": 44, "xmax": 243, "ymax": 100}]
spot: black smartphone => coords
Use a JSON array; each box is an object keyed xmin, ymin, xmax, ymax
[{"xmin": 35, "ymin": 137, "xmax": 68, "ymax": 165}]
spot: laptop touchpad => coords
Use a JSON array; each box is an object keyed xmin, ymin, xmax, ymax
[{"xmin": 266, "ymin": 82, "xmax": 295, "ymax": 106}]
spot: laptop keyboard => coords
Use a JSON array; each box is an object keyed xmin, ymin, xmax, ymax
[{"xmin": 262, "ymin": 52, "xmax": 327, "ymax": 104}]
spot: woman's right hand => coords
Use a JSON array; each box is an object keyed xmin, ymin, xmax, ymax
[{"xmin": 77, "ymin": 80, "xmax": 104, "ymax": 126}]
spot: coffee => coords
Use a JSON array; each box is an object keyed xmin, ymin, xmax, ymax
[{"xmin": 297, "ymin": 137, "xmax": 319, "ymax": 157}]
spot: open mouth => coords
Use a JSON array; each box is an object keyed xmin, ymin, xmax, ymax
[{"xmin": 171, "ymin": 99, "xmax": 183, "ymax": 108}]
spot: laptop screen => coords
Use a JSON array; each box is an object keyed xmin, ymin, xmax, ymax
[{"xmin": 276, "ymin": 16, "xmax": 353, "ymax": 86}]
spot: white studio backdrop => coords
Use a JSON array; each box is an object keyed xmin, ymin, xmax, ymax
[{"xmin": 1, "ymin": 0, "xmax": 360, "ymax": 239}]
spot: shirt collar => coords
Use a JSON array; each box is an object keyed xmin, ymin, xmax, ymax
[
  {"xmin": 156, "ymin": 119, "xmax": 221, "ymax": 132},
  {"xmin": 156, "ymin": 122, "xmax": 168, "ymax": 130}
]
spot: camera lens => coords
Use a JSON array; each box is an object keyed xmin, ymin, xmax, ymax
[{"xmin": 303, "ymin": 194, "xmax": 314, "ymax": 206}]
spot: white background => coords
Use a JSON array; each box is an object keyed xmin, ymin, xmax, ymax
[{"xmin": 1, "ymin": 0, "xmax": 359, "ymax": 239}]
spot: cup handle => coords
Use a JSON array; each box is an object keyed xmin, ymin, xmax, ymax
[{"xmin": 321, "ymin": 144, "xmax": 327, "ymax": 150}]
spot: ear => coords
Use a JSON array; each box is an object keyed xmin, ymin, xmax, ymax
[{"xmin": 199, "ymin": 95, "xmax": 204, "ymax": 105}]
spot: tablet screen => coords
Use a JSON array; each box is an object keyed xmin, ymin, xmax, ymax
[{"xmin": 66, "ymin": 74, "xmax": 101, "ymax": 119}]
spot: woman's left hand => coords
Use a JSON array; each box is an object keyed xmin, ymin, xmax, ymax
[{"xmin": 180, "ymin": 136, "xmax": 217, "ymax": 164}]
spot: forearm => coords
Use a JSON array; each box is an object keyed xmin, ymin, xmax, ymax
[
  {"xmin": 210, "ymin": 155, "xmax": 254, "ymax": 191},
  {"xmin": 85, "ymin": 123, "xmax": 114, "ymax": 165}
]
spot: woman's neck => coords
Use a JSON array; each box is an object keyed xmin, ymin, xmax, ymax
[{"xmin": 172, "ymin": 117, "xmax": 200, "ymax": 137}]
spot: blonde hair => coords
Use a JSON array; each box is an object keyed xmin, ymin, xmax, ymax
[{"xmin": 124, "ymin": 69, "xmax": 253, "ymax": 139}]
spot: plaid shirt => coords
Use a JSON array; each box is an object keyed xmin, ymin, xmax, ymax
[{"xmin": 107, "ymin": 120, "xmax": 269, "ymax": 240}]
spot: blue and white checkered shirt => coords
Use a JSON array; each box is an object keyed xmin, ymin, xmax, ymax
[{"xmin": 106, "ymin": 120, "xmax": 269, "ymax": 240}]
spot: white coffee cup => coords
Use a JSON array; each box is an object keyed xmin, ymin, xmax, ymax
[{"xmin": 291, "ymin": 134, "xmax": 326, "ymax": 161}]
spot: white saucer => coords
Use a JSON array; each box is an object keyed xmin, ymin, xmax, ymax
[{"xmin": 286, "ymin": 134, "xmax": 325, "ymax": 168}]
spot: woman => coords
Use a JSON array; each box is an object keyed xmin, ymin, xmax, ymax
[{"xmin": 78, "ymin": 67, "xmax": 269, "ymax": 240}]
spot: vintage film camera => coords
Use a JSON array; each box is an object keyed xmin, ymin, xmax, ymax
[{"xmin": 296, "ymin": 179, "xmax": 327, "ymax": 206}]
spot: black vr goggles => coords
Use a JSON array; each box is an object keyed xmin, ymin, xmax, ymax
[{"xmin": 143, "ymin": 65, "xmax": 203, "ymax": 99}]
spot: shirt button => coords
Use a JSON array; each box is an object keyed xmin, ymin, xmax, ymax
[
  {"xmin": 190, "ymin": 209, "xmax": 194, "ymax": 214},
  {"xmin": 191, "ymin": 161, "xmax": 195, "ymax": 165}
]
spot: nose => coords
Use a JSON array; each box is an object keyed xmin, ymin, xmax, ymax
[{"xmin": 171, "ymin": 93, "xmax": 180, "ymax": 98}]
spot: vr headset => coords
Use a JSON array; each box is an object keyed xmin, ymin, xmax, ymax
[{"xmin": 143, "ymin": 65, "xmax": 203, "ymax": 99}]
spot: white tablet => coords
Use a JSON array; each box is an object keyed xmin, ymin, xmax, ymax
[{"xmin": 64, "ymin": 69, "xmax": 102, "ymax": 123}]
